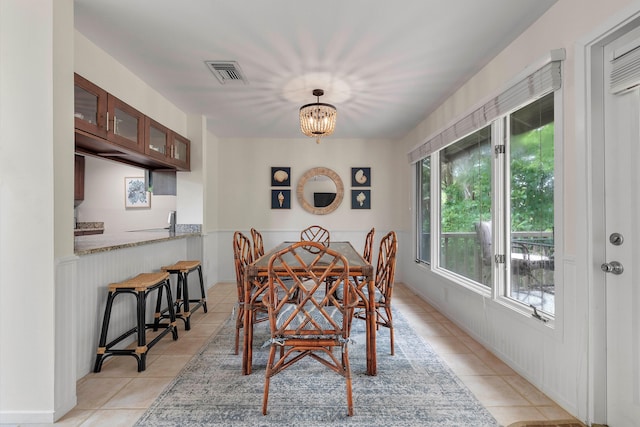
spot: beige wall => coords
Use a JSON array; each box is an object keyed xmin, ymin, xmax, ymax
[{"xmin": 215, "ymin": 136, "xmax": 407, "ymax": 233}]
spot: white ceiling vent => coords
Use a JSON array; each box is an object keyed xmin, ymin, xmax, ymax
[{"xmin": 205, "ymin": 60, "xmax": 248, "ymax": 85}]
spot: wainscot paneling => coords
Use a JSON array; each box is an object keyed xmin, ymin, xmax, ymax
[{"xmin": 74, "ymin": 238, "xmax": 197, "ymax": 377}]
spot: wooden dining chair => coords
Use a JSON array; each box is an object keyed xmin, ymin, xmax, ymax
[
  {"xmin": 232, "ymin": 231, "xmax": 268, "ymax": 356},
  {"xmin": 262, "ymin": 241, "xmax": 358, "ymax": 417},
  {"xmin": 300, "ymin": 225, "xmax": 330, "ymax": 253},
  {"xmin": 363, "ymin": 227, "xmax": 375, "ymax": 263},
  {"xmin": 250, "ymin": 227, "xmax": 265, "ymax": 260},
  {"xmin": 355, "ymin": 230, "xmax": 398, "ymax": 355}
]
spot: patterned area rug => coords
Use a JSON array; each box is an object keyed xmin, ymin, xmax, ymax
[{"xmin": 135, "ymin": 309, "xmax": 500, "ymax": 426}]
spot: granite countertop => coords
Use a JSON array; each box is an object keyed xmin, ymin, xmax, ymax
[
  {"xmin": 74, "ymin": 228, "xmax": 201, "ymax": 256},
  {"xmin": 74, "ymin": 221, "xmax": 105, "ymax": 236}
]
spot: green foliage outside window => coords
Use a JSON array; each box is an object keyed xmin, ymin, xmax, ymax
[
  {"xmin": 510, "ymin": 124, "xmax": 554, "ymax": 232},
  {"xmin": 439, "ymin": 123, "xmax": 554, "ymax": 234}
]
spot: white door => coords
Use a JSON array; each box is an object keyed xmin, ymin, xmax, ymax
[{"xmin": 603, "ymin": 31, "xmax": 640, "ymax": 426}]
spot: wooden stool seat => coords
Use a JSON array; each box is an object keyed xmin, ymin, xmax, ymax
[
  {"xmin": 93, "ymin": 272, "xmax": 179, "ymax": 373},
  {"xmin": 161, "ymin": 260, "xmax": 207, "ymax": 330}
]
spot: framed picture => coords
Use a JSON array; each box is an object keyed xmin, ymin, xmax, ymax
[
  {"xmin": 271, "ymin": 167, "xmax": 291, "ymax": 186},
  {"xmin": 271, "ymin": 189, "xmax": 291, "ymax": 209},
  {"xmin": 351, "ymin": 167, "xmax": 371, "ymax": 187},
  {"xmin": 351, "ymin": 189, "xmax": 371, "ymax": 209},
  {"xmin": 125, "ymin": 177, "xmax": 151, "ymax": 208}
]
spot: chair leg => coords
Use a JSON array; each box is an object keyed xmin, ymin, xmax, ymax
[
  {"xmin": 343, "ymin": 344, "xmax": 354, "ymax": 416},
  {"xmin": 386, "ymin": 306, "xmax": 395, "ymax": 356},
  {"xmin": 262, "ymin": 345, "xmax": 277, "ymax": 415},
  {"xmin": 234, "ymin": 309, "xmax": 242, "ymax": 355}
]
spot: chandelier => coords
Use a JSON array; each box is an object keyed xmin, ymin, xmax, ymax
[{"xmin": 299, "ymin": 89, "xmax": 337, "ymax": 144}]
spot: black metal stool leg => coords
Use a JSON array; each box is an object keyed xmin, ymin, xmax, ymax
[
  {"xmin": 197, "ymin": 265, "xmax": 208, "ymax": 312},
  {"xmin": 162, "ymin": 278, "xmax": 179, "ymax": 340},
  {"xmin": 94, "ymin": 290, "xmax": 116, "ymax": 373},
  {"xmin": 136, "ymin": 289, "xmax": 147, "ymax": 372},
  {"xmin": 153, "ymin": 282, "xmax": 165, "ymax": 331},
  {"xmin": 180, "ymin": 272, "xmax": 192, "ymax": 330}
]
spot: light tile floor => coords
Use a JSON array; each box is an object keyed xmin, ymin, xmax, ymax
[{"xmin": 28, "ymin": 282, "xmax": 583, "ymax": 427}]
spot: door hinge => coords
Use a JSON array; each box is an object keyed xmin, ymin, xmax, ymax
[
  {"xmin": 494, "ymin": 144, "xmax": 505, "ymax": 155},
  {"xmin": 494, "ymin": 254, "xmax": 506, "ymax": 264}
]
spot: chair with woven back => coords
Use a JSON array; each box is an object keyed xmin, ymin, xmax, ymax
[
  {"xmin": 363, "ymin": 227, "xmax": 375, "ymax": 263},
  {"xmin": 354, "ymin": 230, "xmax": 398, "ymax": 355},
  {"xmin": 232, "ymin": 231, "xmax": 268, "ymax": 356},
  {"xmin": 262, "ymin": 241, "xmax": 358, "ymax": 416},
  {"xmin": 300, "ymin": 225, "xmax": 330, "ymax": 253},
  {"xmin": 250, "ymin": 227, "xmax": 265, "ymax": 261}
]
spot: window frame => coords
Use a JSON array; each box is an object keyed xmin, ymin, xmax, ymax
[{"xmin": 413, "ymin": 84, "xmax": 563, "ymax": 323}]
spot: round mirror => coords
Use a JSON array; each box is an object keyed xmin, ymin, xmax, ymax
[{"xmin": 296, "ymin": 167, "xmax": 344, "ymax": 215}]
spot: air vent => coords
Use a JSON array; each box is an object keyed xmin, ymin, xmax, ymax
[{"xmin": 205, "ymin": 60, "xmax": 248, "ymax": 85}]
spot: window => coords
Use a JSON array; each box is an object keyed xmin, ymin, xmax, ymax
[
  {"xmin": 421, "ymin": 94, "xmax": 556, "ymax": 314},
  {"xmin": 507, "ymin": 93, "xmax": 555, "ymax": 313},
  {"xmin": 410, "ymin": 52, "xmax": 562, "ymax": 318},
  {"xmin": 439, "ymin": 126, "xmax": 491, "ymax": 285},
  {"xmin": 416, "ymin": 157, "xmax": 431, "ymax": 263}
]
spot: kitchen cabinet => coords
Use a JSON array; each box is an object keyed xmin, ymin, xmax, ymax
[
  {"xmin": 107, "ymin": 96, "xmax": 145, "ymax": 152},
  {"xmin": 169, "ymin": 133, "xmax": 190, "ymax": 170},
  {"xmin": 74, "ymin": 154, "xmax": 85, "ymax": 207},
  {"xmin": 74, "ymin": 73, "xmax": 190, "ymax": 171},
  {"xmin": 74, "ymin": 74, "xmax": 107, "ymax": 139},
  {"xmin": 145, "ymin": 117, "xmax": 190, "ymax": 171},
  {"xmin": 145, "ymin": 117, "xmax": 170, "ymax": 161},
  {"xmin": 74, "ymin": 74, "xmax": 144, "ymax": 152}
]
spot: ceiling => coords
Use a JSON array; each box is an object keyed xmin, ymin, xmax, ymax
[{"xmin": 73, "ymin": 0, "xmax": 556, "ymax": 141}]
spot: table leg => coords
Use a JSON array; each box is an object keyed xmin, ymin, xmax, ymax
[
  {"xmin": 242, "ymin": 277, "xmax": 252, "ymax": 375},
  {"xmin": 243, "ymin": 307, "xmax": 253, "ymax": 375},
  {"xmin": 367, "ymin": 277, "xmax": 377, "ymax": 376}
]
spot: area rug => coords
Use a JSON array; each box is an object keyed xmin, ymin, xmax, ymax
[{"xmin": 134, "ymin": 309, "xmax": 500, "ymax": 427}]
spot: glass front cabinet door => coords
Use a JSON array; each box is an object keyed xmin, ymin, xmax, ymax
[
  {"xmin": 145, "ymin": 117, "xmax": 169, "ymax": 161},
  {"xmin": 107, "ymin": 96, "xmax": 145, "ymax": 153},
  {"xmin": 74, "ymin": 74, "xmax": 107, "ymax": 139},
  {"xmin": 170, "ymin": 133, "xmax": 190, "ymax": 170}
]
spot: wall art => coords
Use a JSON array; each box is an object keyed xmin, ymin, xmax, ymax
[
  {"xmin": 351, "ymin": 189, "xmax": 371, "ymax": 209},
  {"xmin": 271, "ymin": 167, "xmax": 291, "ymax": 186},
  {"xmin": 351, "ymin": 167, "xmax": 371, "ymax": 187},
  {"xmin": 125, "ymin": 177, "xmax": 151, "ymax": 208},
  {"xmin": 271, "ymin": 189, "xmax": 291, "ymax": 209}
]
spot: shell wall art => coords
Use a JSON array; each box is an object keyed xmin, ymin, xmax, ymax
[
  {"xmin": 351, "ymin": 189, "xmax": 371, "ymax": 209},
  {"xmin": 351, "ymin": 167, "xmax": 371, "ymax": 187},
  {"xmin": 271, "ymin": 190, "xmax": 291, "ymax": 209},
  {"xmin": 271, "ymin": 167, "xmax": 291, "ymax": 186},
  {"xmin": 351, "ymin": 167, "xmax": 371, "ymax": 209},
  {"xmin": 271, "ymin": 167, "xmax": 291, "ymax": 209}
]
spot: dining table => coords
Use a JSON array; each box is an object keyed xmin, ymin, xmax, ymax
[{"xmin": 243, "ymin": 241, "xmax": 377, "ymax": 376}]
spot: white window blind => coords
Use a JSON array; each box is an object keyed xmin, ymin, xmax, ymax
[
  {"xmin": 611, "ymin": 44, "xmax": 640, "ymax": 94},
  {"xmin": 408, "ymin": 49, "xmax": 564, "ymax": 164}
]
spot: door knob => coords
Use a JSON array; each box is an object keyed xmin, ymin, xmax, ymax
[{"xmin": 601, "ymin": 261, "xmax": 624, "ymax": 275}]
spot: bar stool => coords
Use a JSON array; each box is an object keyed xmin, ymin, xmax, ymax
[
  {"xmin": 161, "ymin": 260, "xmax": 207, "ymax": 330},
  {"xmin": 93, "ymin": 272, "xmax": 179, "ymax": 373}
]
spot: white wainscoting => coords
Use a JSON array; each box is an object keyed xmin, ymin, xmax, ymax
[
  {"xmin": 400, "ymin": 231, "xmax": 584, "ymax": 419},
  {"xmin": 55, "ymin": 256, "xmax": 78, "ymax": 420}
]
